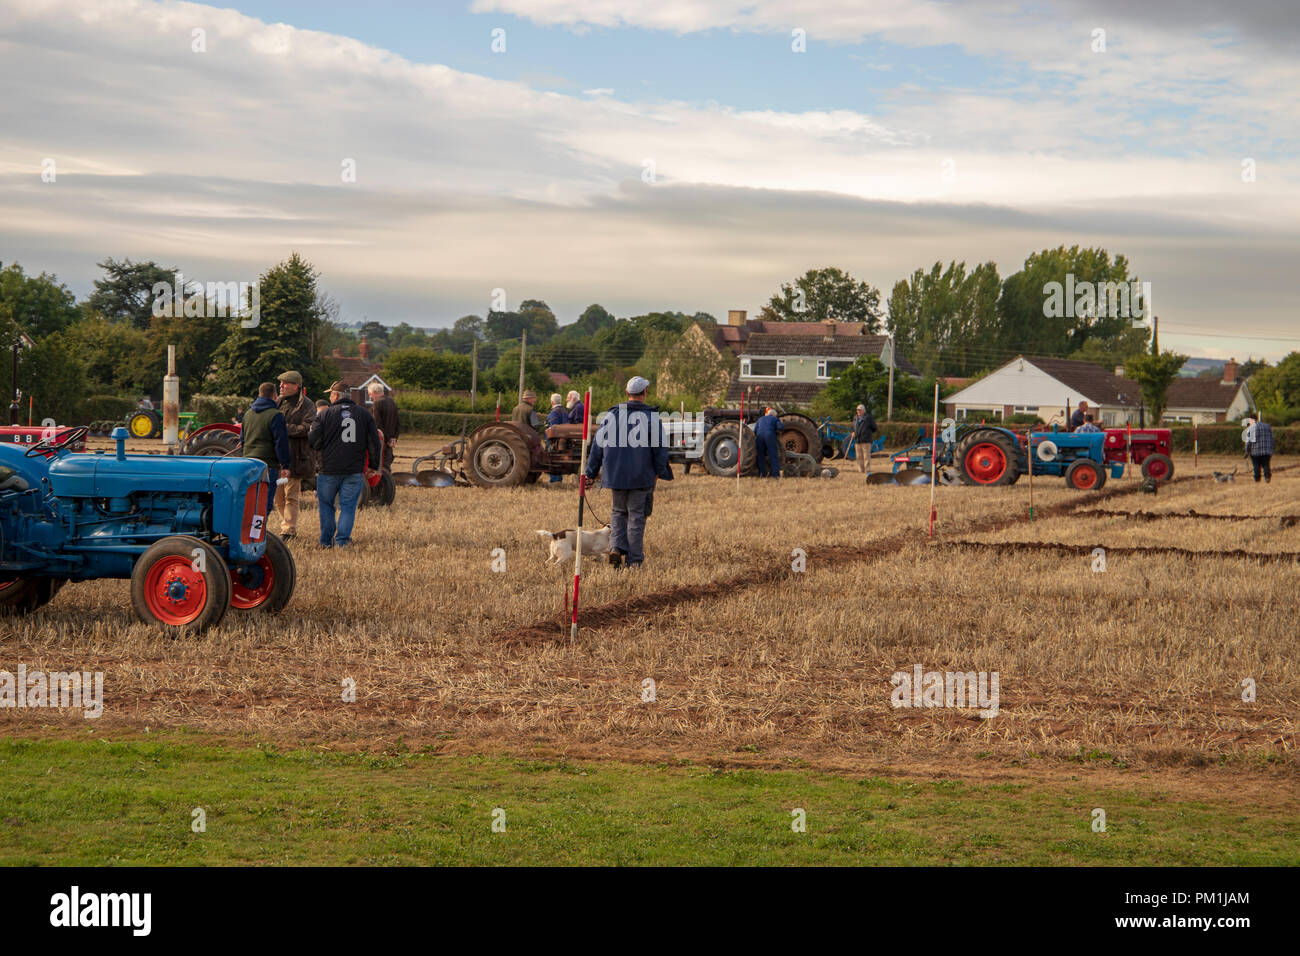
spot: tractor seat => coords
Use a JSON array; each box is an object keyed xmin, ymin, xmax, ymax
[
  {"xmin": 545, "ymin": 424, "xmax": 585, "ymax": 440},
  {"xmin": 0, "ymin": 466, "xmax": 29, "ymax": 492}
]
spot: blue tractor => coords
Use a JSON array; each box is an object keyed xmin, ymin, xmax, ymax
[
  {"xmin": 0, "ymin": 427, "xmax": 295, "ymax": 632},
  {"xmin": 877, "ymin": 423, "xmax": 1123, "ymax": 489}
]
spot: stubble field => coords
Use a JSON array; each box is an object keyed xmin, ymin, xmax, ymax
[{"xmin": 2, "ymin": 436, "xmax": 1296, "ymax": 864}]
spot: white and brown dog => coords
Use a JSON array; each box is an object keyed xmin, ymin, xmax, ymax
[{"xmin": 535, "ymin": 525, "xmax": 612, "ymax": 564}]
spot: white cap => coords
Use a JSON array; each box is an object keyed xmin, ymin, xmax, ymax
[{"xmin": 626, "ymin": 375, "xmax": 650, "ymax": 396}]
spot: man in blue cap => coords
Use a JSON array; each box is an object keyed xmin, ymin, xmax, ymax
[{"xmin": 584, "ymin": 376, "xmax": 673, "ymax": 569}]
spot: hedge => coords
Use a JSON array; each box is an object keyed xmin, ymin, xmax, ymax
[
  {"xmin": 399, "ymin": 410, "xmax": 497, "ymax": 435},
  {"xmin": 80, "ymin": 394, "xmax": 137, "ymax": 423}
]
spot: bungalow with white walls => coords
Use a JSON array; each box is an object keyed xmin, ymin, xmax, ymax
[
  {"xmin": 943, "ymin": 356, "xmax": 1141, "ymax": 426},
  {"xmin": 1160, "ymin": 359, "xmax": 1254, "ymax": 423}
]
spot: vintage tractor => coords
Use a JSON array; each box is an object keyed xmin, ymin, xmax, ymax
[
  {"xmin": 1, "ymin": 424, "xmax": 88, "ymax": 453},
  {"xmin": 1103, "ymin": 427, "xmax": 1174, "ymax": 482},
  {"xmin": 0, "ymin": 427, "xmax": 294, "ymax": 632},
  {"xmin": 696, "ymin": 407, "xmax": 823, "ymax": 477},
  {"xmin": 952, "ymin": 425, "xmax": 1123, "ymax": 490}
]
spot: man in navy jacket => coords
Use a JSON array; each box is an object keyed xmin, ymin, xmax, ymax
[
  {"xmin": 584, "ymin": 376, "xmax": 673, "ymax": 568},
  {"xmin": 753, "ymin": 407, "xmax": 782, "ymax": 478}
]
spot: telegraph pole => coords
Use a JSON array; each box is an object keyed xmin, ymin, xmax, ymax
[{"xmin": 886, "ymin": 334, "xmax": 896, "ymax": 421}]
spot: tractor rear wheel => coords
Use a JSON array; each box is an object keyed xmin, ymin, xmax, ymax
[
  {"xmin": 360, "ymin": 468, "xmax": 396, "ymax": 507},
  {"xmin": 702, "ymin": 423, "xmax": 757, "ymax": 476},
  {"xmin": 466, "ymin": 427, "xmax": 533, "ymax": 487},
  {"xmin": 1065, "ymin": 459, "xmax": 1106, "ymax": 491},
  {"xmin": 778, "ymin": 415, "xmax": 822, "ymax": 462},
  {"xmin": 956, "ymin": 429, "xmax": 1020, "ymax": 486},
  {"xmin": 128, "ymin": 410, "xmax": 161, "ymax": 440},
  {"xmin": 1140, "ymin": 453, "xmax": 1174, "ymax": 484},
  {"xmin": 0, "ymin": 576, "xmax": 61, "ymax": 616},
  {"xmin": 186, "ymin": 430, "xmax": 240, "ymax": 457},
  {"xmin": 130, "ymin": 536, "xmax": 230, "ymax": 632},
  {"xmin": 230, "ymin": 531, "xmax": 296, "ymax": 613}
]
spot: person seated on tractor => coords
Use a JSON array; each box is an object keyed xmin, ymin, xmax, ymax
[
  {"xmin": 566, "ymin": 390, "xmax": 585, "ymax": 426},
  {"xmin": 753, "ymin": 407, "xmax": 782, "ymax": 479},
  {"xmin": 512, "ymin": 389, "xmax": 542, "ymax": 431},
  {"xmin": 1069, "ymin": 400, "xmax": 1090, "ymax": 431},
  {"xmin": 545, "ymin": 393, "xmax": 568, "ymax": 485},
  {"xmin": 1077, "ymin": 413, "xmax": 1101, "ymax": 433}
]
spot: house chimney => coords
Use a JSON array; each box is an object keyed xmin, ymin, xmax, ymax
[
  {"xmin": 823, "ymin": 319, "xmax": 836, "ymax": 342},
  {"xmin": 359, "ymin": 336, "xmax": 370, "ymax": 362},
  {"xmin": 1114, "ymin": 366, "xmax": 1124, "ymax": 378},
  {"xmin": 1222, "ymin": 357, "xmax": 1238, "ymax": 385},
  {"xmin": 728, "ymin": 309, "xmax": 747, "ymax": 327}
]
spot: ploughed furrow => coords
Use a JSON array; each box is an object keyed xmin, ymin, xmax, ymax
[
  {"xmin": 948, "ymin": 540, "xmax": 1300, "ymax": 563},
  {"xmin": 494, "ymin": 468, "xmax": 1175, "ymax": 644}
]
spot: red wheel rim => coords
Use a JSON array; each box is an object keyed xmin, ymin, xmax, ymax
[
  {"xmin": 1145, "ymin": 458, "xmax": 1169, "ymax": 480},
  {"xmin": 965, "ymin": 443, "xmax": 1007, "ymax": 483},
  {"xmin": 144, "ymin": 556, "xmax": 208, "ymax": 625},
  {"xmin": 1072, "ymin": 465, "xmax": 1099, "ymax": 489},
  {"xmin": 231, "ymin": 555, "xmax": 275, "ymax": 609}
]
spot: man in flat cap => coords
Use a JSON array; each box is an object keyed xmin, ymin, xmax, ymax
[
  {"xmin": 274, "ymin": 370, "xmax": 316, "ymax": 540},
  {"xmin": 584, "ymin": 375, "xmax": 673, "ymax": 569},
  {"xmin": 308, "ymin": 381, "xmax": 381, "ymax": 548}
]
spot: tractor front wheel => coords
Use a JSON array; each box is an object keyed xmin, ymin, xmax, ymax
[
  {"xmin": 1140, "ymin": 453, "xmax": 1174, "ymax": 484},
  {"xmin": 230, "ymin": 532, "xmax": 296, "ymax": 613},
  {"xmin": 130, "ymin": 536, "xmax": 230, "ymax": 632},
  {"xmin": 1065, "ymin": 459, "xmax": 1106, "ymax": 491},
  {"xmin": 702, "ymin": 423, "xmax": 757, "ymax": 476}
]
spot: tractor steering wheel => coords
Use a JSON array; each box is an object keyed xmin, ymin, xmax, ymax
[{"xmin": 25, "ymin": 425, "xmax": 89, "ymax": 458}]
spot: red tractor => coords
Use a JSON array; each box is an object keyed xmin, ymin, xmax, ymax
[
  {"xmin": 0, "ymin": 425, "xmax": 87, "ymax": 453},
  {"xmin": 1103, "ymin": 427, "xmax": 1174, "ymax": 482}
]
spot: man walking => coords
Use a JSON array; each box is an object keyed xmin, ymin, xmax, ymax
[
  {"xmin": 753, "ymin": 407, "xmax": 782, "ymax": 478},
  {"xmin": 368, "ymin": 382, "xmax": 399, "ymax": 470},
  {"xmin": 584, "ymin": 376, "xmax": 673, "ymax": 569},
  {"xmin": 238, "ymin": 382, "xmax": 291, "ymax": 493},
  {"xmin": 1245, "ymin": 415, "xmax": 1274, "ymax": 483},
  {"xmin": 308, "ymin": 381, "xmax": 381, "ymax": 548},
  {"xmin": 853, "ymin": 404, "xmax": 877, "ymax": 478},
  {"xmin": 275, "ymin": 371, "xmax": 316, "ymax": 541}
]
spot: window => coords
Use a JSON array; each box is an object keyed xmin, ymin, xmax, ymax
[
  {"xmin": 742, "ymin": 358, "xmax": 785, "ymax": 378},
  {"xmin": 817, "ymin": 359, "xmax": 855, "ymax": 379},
  {"xmin": 1013, "ymin": 405, "xmax": 1039, "ymax": 414}
]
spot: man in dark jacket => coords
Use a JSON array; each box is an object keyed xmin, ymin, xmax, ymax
[
  {"xmin": 512, "ymin": 389, "xmax": 541, "ymax": 430},
  {"xmin": 308, "ymin": 382, "xmax": 382, "ymax": 548},
  {"xmin": 584, "ymin": 376, "xmax": 673, "ymax": 568},
  {"xmin": 1069, "ymin": 400, "xmax": 1089, "ymax": 432},
  {"xmin": 239, "ymin": 382, "xmax": 291, "ymax": 490},
  {"xmin": 545, "ymin": 393, "xmax": 568, "ymax": 485},
  {"xmin": 368, "ymin": 382, "xmax": 399, "ymax": 470},
  {"xmin": 753, "ymin": 407, "xmax": 782, "ymax": 478},
  {"xmin": 274, "ymin": 370, "xmax": 316, "ymax": 540},
  {"xmin": 566, "ymin": 390, "xmax": 585, "ymax": 425},
  {"xmin": 853, "ymin": 404, "xmax": 877, "ymax": 478}
]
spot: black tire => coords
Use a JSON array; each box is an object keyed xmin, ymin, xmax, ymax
[
  {"xmin": 130, "ymin": 535, "xmax": 230, "ymax": 632},
  {"xmin": 956, "ymin": 429, "xmax": 1021, "ymax": 486},
  {"xmin": 360, "ymin": 468, "xmax": 396, "ymax": 507},
  {"xmin": 0, "ymin": 576, "xmax": 61, "ymax": 616},
  {"xmin": 1065, "ymin": 459, "xmax": 1105, "ymax": 491},
  {"xmin": 702, "ymin": 422, "xmax": 757, "ymax": 476},
  {"xmin": 1140, "ymin": 453, "xmax": 1174, "ymax": 484},
  {"xmin": 128, "ymin": 410, "xmax": 161, "ymax": 440},
  {"xmin": 778, "ymin": 415, "xmax": 823, "ymax": 462},
  {"xmin": 465, "ymin": 426, "xmax": 533, "ymax": 487},
  {"xmin": 185, "ymin": 430, "xmax": 241, "ymax": 457},
  {"xmin": 230, "ymin": 531, "xmax": 296, "ymax": 614}
]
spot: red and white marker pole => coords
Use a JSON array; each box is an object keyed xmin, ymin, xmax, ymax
[
  {"xmin": 571, "ymin": 389, "xmax": 592, "ymax": 640},
  {"xmin": 1125, "ymin": 422, "xmax": 1132, "ymax": 479},
  {"xmin": 1194, "ymin": 423, "xmax": 1199, "ymax": 475}
]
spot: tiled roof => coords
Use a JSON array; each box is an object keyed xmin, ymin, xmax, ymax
[
  {"xmin": 1024, "ymin": 356, "xmax": 1140, "ymax": 405},
  {"xmin": 742, "ymin": 332, "xmax": 921, "ymax": 376},
  {"xmin": 328, "ymin": 355, "xmax": 382, "ymax": 390},
  {"xmin": 724, "ymin": 378, "xmax": 826, "ymax": 404},
  {"xmin": 1165, "ymin": 378, "xmax": 1242, "ymax": 411}
]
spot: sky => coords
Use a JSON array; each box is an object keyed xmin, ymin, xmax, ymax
[{"xmin": 1, "ymin": 0, "xmax": 1297, "ymax": 360}]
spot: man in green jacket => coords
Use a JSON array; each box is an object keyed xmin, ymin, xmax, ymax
[{"xmin": 239, "ymin": 382, "xmax": 292, "ymax": 493}]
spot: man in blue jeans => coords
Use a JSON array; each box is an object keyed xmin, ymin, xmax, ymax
[
  {"xmin": 584, "ymin": 376, "xmax": 673, "ymax": 569},
  {"xmin": 308, "ymin": 381, "xmax": 381, "ymax": 548}
]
